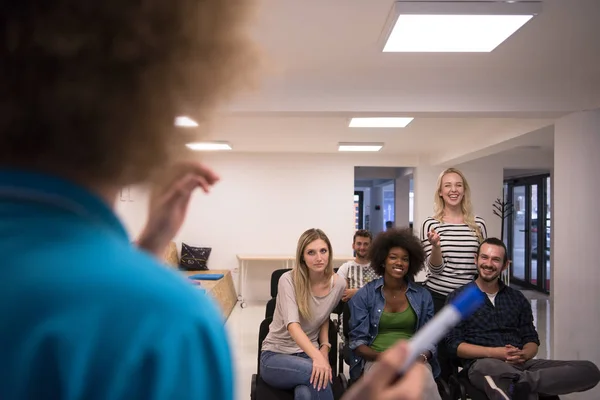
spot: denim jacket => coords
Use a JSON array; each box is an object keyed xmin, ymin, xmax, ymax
[{"xmin": 347, "ymin": 278, "xmax": 440, "ymax": 380}]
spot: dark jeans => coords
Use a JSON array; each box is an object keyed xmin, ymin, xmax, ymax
[
  {"xmin": 428, "ymin": 288, "xmax": 453, "ymax": 382},
  {"xmin": 469, "ymin": 358, "xmax": 600, "ymax": 399},
  {"xmin": 260, "ymin": 350, "xmax": 334, "ymax": 400}
]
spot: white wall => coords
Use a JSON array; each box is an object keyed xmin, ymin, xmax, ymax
[
  {"xmin": 413, "ymin": 166, "xmax": 442, "ymax": 241},
  {"xmin": 553, "ymin": 110, "xmax": 600, "ymax": 400},
  {"xmin": 454, "ymin": 159, "xmax": 504, "ymax": 239},
  {"xmin": 116, "ymin": 185, "xmax": 150, "ymax": 238},
  {"xmin": 116, "ymin": 152, "xmax": 418, "ymax": 301}
]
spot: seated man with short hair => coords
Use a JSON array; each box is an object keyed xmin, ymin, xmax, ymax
[
  {"xmin": 337, "ymin": 229, "xmax": 376, "ymax": 302},
  {"xmin": 446, "ymin": 238, "xmax": 600, "ymax": 400}
]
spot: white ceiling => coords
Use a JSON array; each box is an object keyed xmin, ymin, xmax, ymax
[{"xmin": 190, "ymin": 0, "xmax": 600, "ymax": 164}]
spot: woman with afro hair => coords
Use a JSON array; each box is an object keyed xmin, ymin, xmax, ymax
[{"xmin": 348, "ymin": 227, "xmax": 442, "ymax": 400}]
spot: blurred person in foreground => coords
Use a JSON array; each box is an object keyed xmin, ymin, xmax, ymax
[{"xmin": 0, "ymin": 1, "xmax": 427, "ymax": 399}]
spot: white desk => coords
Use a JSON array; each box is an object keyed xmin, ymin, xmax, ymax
[{"xmin": 235, "ymin": 254, "xmax": 354, "ymax": 308}]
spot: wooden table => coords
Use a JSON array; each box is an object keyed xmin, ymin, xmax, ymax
[
  {"xmin": 182, "ymin": 270, "xmax": 237, "ymax": 321},
  {"xmin": 235, "ymin": 254, "xmax": 354, "ymax": 308}
]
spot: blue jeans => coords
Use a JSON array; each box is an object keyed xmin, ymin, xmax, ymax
[{"xmin": 260, "ymin": 350, "xmax": 334, "ymax": 400}]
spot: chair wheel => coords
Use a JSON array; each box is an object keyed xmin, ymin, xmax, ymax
[{"xmin": 240, "ymin": 301, "xmax": 247, "ymax": 308}]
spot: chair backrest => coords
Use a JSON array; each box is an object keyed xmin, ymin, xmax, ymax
[
  {"xmin": 256, "ymin": 316, "xmax": 338, "ymax": 376},
  {"xmin": 327, "ymin": 318, "xmax": 339, "ymax": 376},
  {"xmin": 265, "ymin": 297, "xmax": 277, "ymax": 319},
  {"xmin": 270, "ymin": 268, "xmax": 292, "ymax": 298},
  {"xmin": 257, "ymin": 317, "xmax": 273, "ymax": 374},
  {"xmin": 342, "ymin": 301, "xmax": 351, "ymax": 340}
]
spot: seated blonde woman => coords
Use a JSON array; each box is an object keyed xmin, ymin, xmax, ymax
[{"xmin": 260, "ymin": 229, "xmax": 346, "ymax": 400}]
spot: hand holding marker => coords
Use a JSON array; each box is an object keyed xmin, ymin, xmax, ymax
[{"xmin": 398, "ymin": 284, "xmax": 485, "ymax": 375}]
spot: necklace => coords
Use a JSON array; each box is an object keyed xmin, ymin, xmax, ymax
[{"xmin": 383, "ymin": 284, "xmax": 408, "ymax": 299}]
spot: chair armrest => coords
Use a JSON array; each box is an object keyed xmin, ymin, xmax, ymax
[
  {"xmin": 435, "ymin": 377, "xmax": 452, "ymax": 400},
  {"xmin": 448, "ymin": 374, "xmax": 466, "ymax": 400},
  {"xmin": 251, "ymin": 373, "xmax": 257, "ymax": 400},
  {"xmin": 338, "ymin": 342, "xmax": 344, "ymax": 379},
  {"xmin": 332, "ymin": 373, "xmax": 348, "ymax": 400}
]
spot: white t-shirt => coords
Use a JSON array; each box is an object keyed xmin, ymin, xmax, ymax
[
  {"xmin": 487, "ymin": 292, "xmax": 497, "ymax": 306},
  {"xmin": 337, "ymin": 261, "xmax": 377, "ymax": 289},
  {"xmin": 261, "ymin": 271, "xmax": 345, "ymax": 354}
]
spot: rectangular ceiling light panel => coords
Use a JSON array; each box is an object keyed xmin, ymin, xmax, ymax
[
  {"xmin": 382, "ymin": 1, "xmax": 541, "ymax": 52},
  {"xmin": 338, "ymin": 142, "xmax": 384, "ymax": 152},
  {"xmin": 175, "ymin": 116, "xmax": 199, "ymax": 127},
  {"xmin": 186, "ymin": 142, "xmax": 233, "ymax": 151},
  {"xmin": 349, "ymin": 117, "xmax": 414, "ymax": 128}
]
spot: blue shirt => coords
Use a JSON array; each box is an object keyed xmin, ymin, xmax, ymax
[
  {"xmin": 0, "ymin": 170, "xmax": 233, "ymax": 400},
  {"xmin": 348, "ymin": 278, "xmax": 440, "ymax": 380},
  {"xmin": 445, "ymin": 280, "xmax": 540, "ymax": 370}
]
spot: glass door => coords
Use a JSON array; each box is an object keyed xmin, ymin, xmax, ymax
[
  {"xmin": 511, "ymin": 184, "xmax": 527, "ymax": 282},
  {"xmin": 354, "ymin": 191, "xmax": 364, "ymax": 230},
  {"xmin": 506, "ymin": 175, "xmax": 551, "ymax": 293}
]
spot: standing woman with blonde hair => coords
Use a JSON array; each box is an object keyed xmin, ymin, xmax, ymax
[
  {"xmin": 421, "ymin": 168, "xmax": 488, "ymax": 313},
  {"xmin": 260, "ymin": 229, "xmax": 346, "ymax": 400}
]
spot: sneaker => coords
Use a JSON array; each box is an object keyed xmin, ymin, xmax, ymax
[
  {"xmin": 483, "ymin": 375, "xmax": 531, "ymax": 400},
  {"xmin": 483, "ymin": 376, "xmax": 510, "ymax": 400}
]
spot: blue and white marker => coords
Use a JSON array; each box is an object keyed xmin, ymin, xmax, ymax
[{"xmin": 399, "ymin": 283, "xmax": 485, "ymax": 374}]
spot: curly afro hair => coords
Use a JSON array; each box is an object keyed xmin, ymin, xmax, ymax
[
  {"xmin": 368, "ymin": 227, "xmax": 426, "ymax": 281},
  {"xmin": 0, "ymin": 0, "xmax": 260, "ymax": 186}
]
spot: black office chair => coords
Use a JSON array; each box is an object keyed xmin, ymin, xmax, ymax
[
  {"xmin": 338, "ymin": 301, "xmax": 352, "ymax": 383},
  {"xmin": 265, "ymin": 297, "xmax": 277, "ymax": 319},
  {"xmin": 265, "ymin": 269, "xmax": 290, "ymax": 319},
  {"xmin": 270, "ymin": 268, "xmax": 291, "ymax": 298},
  {"xmin": 251, "ymin": 317, "xmax": 348, "ymax": 400}
]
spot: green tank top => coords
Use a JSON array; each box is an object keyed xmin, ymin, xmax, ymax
[{"xmin": 370, "ymin": 303, "xmax": 417, "ymax": 352}]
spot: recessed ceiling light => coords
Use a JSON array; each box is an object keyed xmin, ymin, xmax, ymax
[
  {"xmin": 175, "ymin": 116, "xmax": 199, "ymax": 127},
  {"xmin": 349, "ymin": 117, "xmax": 414, "ymax": 128},
  {"xmin": 186, "ymin": 142, "xmax": 232, "ymax": 151},
  {"xmin": 338, "ymin": 142, "xmax": 384, "ymax": 152},
  {"xmin": 382, "ymin": 1, "xmax": 541, "ymax": 52}
]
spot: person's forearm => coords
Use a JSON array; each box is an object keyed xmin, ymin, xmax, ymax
[
  {"xmin": 288, "ymin": 322, "xmax": 322, "ymax": 360},
  {"xmin": 429, "ymin": 245, "xmax": 443, "ymax": 268},
  {"xmin": 135, "ymin": 231, "xmax": 164, "ymax": 257},
  {"xmin": 356, "ymin": 344, "xmax": 380, "ymax": 362},
  {"xmin": 522, "ymin": 342, "xmax": 538, "ymax": 360},
  {"xmin": 318, "ymin": 319, "xmax": 329, "ymax": 349},
  {"xmin": 457, "ymin": 343, "xmax": 499, "ymax": 360}
]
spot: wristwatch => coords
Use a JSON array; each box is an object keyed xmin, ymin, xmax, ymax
[{"xmin": 420, "ymin": 353, "xmax": 429, "ymax": 363}]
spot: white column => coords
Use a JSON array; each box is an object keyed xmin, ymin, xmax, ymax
[
  {"xmin": 413, "ymin": 166, "xmax": 441, "ymax": 240},
  {"xmin": 395, "ymin": 175, "xmax": 411, "ymax": 229},
  {"xmin": 553, "ymin": 109, "xmax": 600, "ymax": 400},
  {"xmin": 412, "ymin": 166, "xmax": 441, "ymax": 281},
  {"xmin": 454, "ymin": 161, "xmax": 504, "ymax": 238}
]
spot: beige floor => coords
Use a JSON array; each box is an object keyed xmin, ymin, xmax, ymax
[{"xmin": 226, "ymin": 291, "xmax": 552, "ymax": 400}]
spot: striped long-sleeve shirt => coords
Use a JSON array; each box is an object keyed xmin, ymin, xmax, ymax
[{"xmin": 421, "ymin": 216, "xmax": 487, "ymax": 296}]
